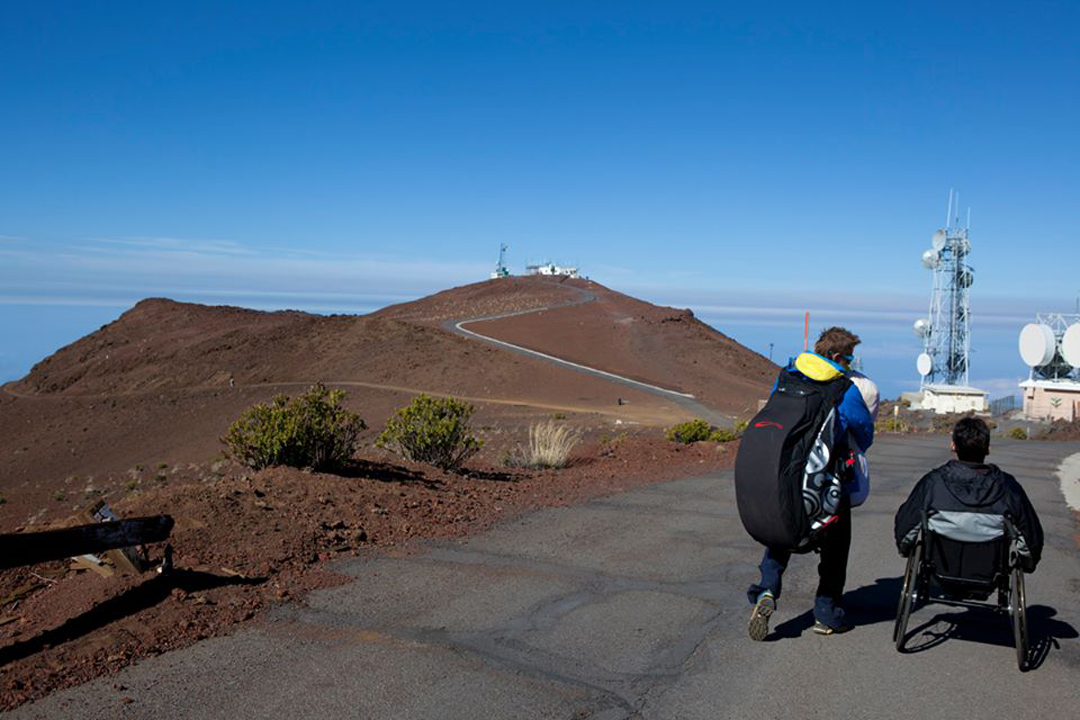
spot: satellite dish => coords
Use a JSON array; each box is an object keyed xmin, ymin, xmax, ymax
[
  {"xmin": 931, "ymin": 230, "xmax": 946, "ymax": 252},
  {"xmin": 913, "ymin": 318, "xmax": 929, "ymax": 338},
  {"xmin": 917, "ymin": 352, "xmax": 933, "ymax": 376},
  {"xmin": 958, "ymin": 270, "xmax": 973, "ymax": 288},
  {"xmin": 1019, "ymin": 323, "xmax": 1056, "ymax": 367},
  {"xmin": 1061, "ymin": 323, "xmax": 1080, "ymax": 367},
  {"xmin": 921, "ymin": 249, "xmax": 940, "ymax": 270}
]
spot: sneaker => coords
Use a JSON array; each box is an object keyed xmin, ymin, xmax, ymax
[
  {"xmin": 748, "ymin": 592, "xmax": 775, "ymax": 641},
  {"xmin": 812, "ymin": 620, "xmax": 851, "ymax": 635}
]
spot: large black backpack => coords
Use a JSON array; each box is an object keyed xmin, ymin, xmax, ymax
[{"xmin": 734, "ymin": 368, "xmax": 852, "ymax": 552}]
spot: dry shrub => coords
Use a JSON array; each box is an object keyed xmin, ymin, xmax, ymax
[
  {"xmin": 528, "ymin": 420, "xmax": 582, "ymax": 468},
  {"xmin": 505, "ymin": 420, "xmax": 582, "ymax": 469}
]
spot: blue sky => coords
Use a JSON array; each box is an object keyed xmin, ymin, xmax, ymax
[{"xmin": 2, "ymin": 2, "xmax": 1078, "ymax": 398}]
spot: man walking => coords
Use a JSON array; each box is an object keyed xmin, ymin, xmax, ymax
[{"xmin": 745, "ymin": 327, "xmax": 874, "ymax": 639}]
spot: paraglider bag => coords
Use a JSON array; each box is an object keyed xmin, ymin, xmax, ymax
[{"xmin": 734, "ymin": 370, "xmax": 852, "ymax": 552}]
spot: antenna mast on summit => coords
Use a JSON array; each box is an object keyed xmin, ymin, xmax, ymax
[
  {"xmin": 490, "ymin": 243, "xmax": 510, "ymax": 279},
  {"xmin": 915, "ymin": 191, "xmax": 975, "ymax": 388}
]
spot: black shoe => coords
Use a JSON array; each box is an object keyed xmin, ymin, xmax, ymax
[{"xmin": 748, "ymin": 592, "xmax": 776, "ymax": 641}]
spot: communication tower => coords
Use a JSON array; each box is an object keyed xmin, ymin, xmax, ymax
[
  {"xmin": 907, "ymin": 191, "xmax": 987, "ymax": 414},
  {"xmin": 490, "ymin": 244, "xmax": 510, "ymax": 279},
  {"xmin": 913, "ymin": 190, "xmax": 975, "ymax": 387}
]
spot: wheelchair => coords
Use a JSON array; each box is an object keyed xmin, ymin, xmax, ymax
[{"xmin": 893, "ymin": 513, "xmax": 1029, "ymax": 670}]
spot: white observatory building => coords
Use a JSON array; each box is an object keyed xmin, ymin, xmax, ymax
[
  {"xmin": 525, "ymin": 261, "xmax": 580, "ymax": 278},
  {"xmin": 909, "ymin": 192, "xmax": 988, "ymax": 414},
  {"xmin": 1018, "ymin": 314, "xmax": 1080, "ymax": 421}
]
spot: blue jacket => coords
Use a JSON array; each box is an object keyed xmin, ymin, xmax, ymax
[{"xmin": 776, "ymin": 352, "xmax": 874, "ymax": 452}]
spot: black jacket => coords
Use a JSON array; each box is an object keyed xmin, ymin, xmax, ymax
[{"xmin": 894, "ymin": 460, "xmax": 1043, "ymax": 572}]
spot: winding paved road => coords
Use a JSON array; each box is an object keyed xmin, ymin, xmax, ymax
[
  {"xmin": 444, "ymin": 285, "xmax": 732, "ymax": 427},
  {"xmin": 13, "ymin": 436, "xmax": 1080, "ymax": 719}
]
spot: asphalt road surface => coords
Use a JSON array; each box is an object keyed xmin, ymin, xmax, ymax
[{"xmin": 13, "ymin": 437, "xmax": 1080, "ymax": 719}]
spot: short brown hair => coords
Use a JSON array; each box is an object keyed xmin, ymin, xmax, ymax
[{"xmin": 814, "ymin": 326, "xmax": 861, "ymax": 358}]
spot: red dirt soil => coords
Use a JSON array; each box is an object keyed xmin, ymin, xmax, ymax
[{"xmin": 0, "ymin": 276, "xmax": 767, "ymax": 709}]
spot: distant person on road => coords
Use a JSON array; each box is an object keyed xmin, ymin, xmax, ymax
[
  {"xmin": 894, "ymin": 417, "xmax": 1043, "ymax": 571},
  {"xmin": 745, "ymin": 327, "xmax": 874, "ymax": 639}
]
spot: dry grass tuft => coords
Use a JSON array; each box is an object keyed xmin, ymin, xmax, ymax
[{"xmin": 504, "ymin": 420, "xmax": 582, "ymax": 469}]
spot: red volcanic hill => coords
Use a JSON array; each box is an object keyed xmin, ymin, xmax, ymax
[
  {"xmin": 1, "ymin": 277, "xmax": 773, "ymax": 518},
  {"xmin": 12, "ymin": 276, "xmax": 774, "ymax": 409}
]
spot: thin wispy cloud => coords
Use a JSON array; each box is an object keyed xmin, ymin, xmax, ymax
[
  {"xmin": 85, "ymin": 236, "xmax": 258, "ymax": 256},
  {"xmin": 0, "ymin": 235, "xmax": 489, "ymax": 309}
]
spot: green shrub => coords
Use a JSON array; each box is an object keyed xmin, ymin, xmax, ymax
[
  {"xmin": 666, "ymin": 419, "xmax": 714, "ymax": 444},
  {"xmin": 876, "ymin": 417, "xmax": 910, "ymax": 434},
  {"xmin": 667, "ymin": 418, "xmax": 747, "ymax": 444},
  {"xmin": 709, "ymin": 428, "xmax": 741, "ymax": 442},
  {"xmin": 377, "ymin": 394, "xmax": 483, "ymax": 471},
  {"xmin": 221, "ymin": 383, "xmax": 366, "ymax": 471},
  {"xmin": 1008, "ymin": 426, "xmax": 1028, "ymax": 440}
]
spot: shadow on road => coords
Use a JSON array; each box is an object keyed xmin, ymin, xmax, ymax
[
  {"xmin": 901, "ymin": 604, "xmax": 1077, "ymax": 671},
  {"xmin": 767, "ymin": 576, "xmax": 903, "ymax": 640},
  {"xmin": 0, "ymin": 569, "xmax": 263, "ymax": 666}
]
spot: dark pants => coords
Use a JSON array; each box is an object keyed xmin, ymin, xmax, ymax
[{"xmin": 746, "ymin": 503, "xmax": 852, "ymax": 626}]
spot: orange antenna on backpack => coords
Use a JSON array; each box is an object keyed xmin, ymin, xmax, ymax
[{"xmin": 804, "ymin": 312, "xmax": 810, "ymax": 351}]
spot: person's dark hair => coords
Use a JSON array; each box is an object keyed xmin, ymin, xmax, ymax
[
  {"xmin": 952, "ymin": 417, "xmax": 990, "ymax": 461},
  {"xmin": 814, "ymin": 327, "xmax": 860, "ymax": 359}
]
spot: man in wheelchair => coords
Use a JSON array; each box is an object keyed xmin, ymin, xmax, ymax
[{"xmin": 894, "ymin": 417, "xmax": 1043, "ymax": 574}]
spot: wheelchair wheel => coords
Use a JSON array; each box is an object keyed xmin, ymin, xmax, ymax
[
  {"xmin": 894, "ymin": 540, "xmax": 921, "ymax": 650},
  {"xmin": 1010, "ymin": 566, "xmax": 1028, "ymax": 671}
]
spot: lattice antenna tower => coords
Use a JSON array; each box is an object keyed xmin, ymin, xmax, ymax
[
  {"xmin": 914, "ymin": 190, "xmax": 975, "ymax": 387},
  {"xmin": 490, "ymin": 243, "xmax": 510, "ymax": 278}
]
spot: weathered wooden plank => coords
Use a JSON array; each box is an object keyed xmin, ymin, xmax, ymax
[{"xmin": 0, "ymin": 516, "xmax": 174, "ymax": 571}]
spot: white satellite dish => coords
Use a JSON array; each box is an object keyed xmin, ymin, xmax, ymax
[
  {"xmin": 1018, "ymin": 323, "xmax": 1056, "ymax": 367},
  {"xmin": 921, "ymin": 249, "xmax": 940, "ymax": 270},
  {"xmin": 917, "ymin": 352, "xmax": 933, "ymax": 376},
  {"xmin": 913, "ymin": 318, "xmax": 929, "ymax": 338},
  {"xmin": 1061, "ymin": 323, "xmax": 1080, "ymax": 367},
  {"xmin": 931, "ymin": 230, "xmax": 946, "ymax": 251}
]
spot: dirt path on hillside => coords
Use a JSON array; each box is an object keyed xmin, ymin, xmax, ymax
[{"xmin": 1, "ymin": 376, "xmax": 683, "ymax": 427}]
